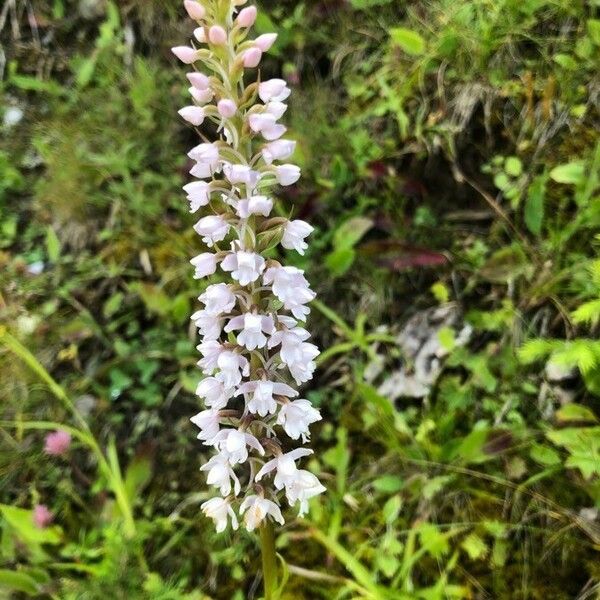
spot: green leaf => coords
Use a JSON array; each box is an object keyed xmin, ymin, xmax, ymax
[
  {"xmin": 351, "ymin": 0, "xmax": 393, "ymax": 6},
  {"xmin": 0, "ymin": 505, "xmax": 62, "ymax": 545},
  {"xmin": 325, "ymin": 247, "xmax": 356, "ymax": 277},
  {"xmin": 547, "ymin": 427, "xmax": 600, "ymax": 479},
  {"xmin": 461, "ymin": 533, "xmax": 488, "ymax": 560},
  {"xmin": 431, "ymin": 281, "xmax": 450, "ymax": 303},
  {"xmin": 372, "ymin": 475, "xmax": 403, "ymax": 493},
  {"xmin": 45, "ymin": 227, "xmax": 61, "ymax": 262},
  {"xmin": 587, "ymin": 19, "xmax": 600, "ymax": 45},
  {"xmin": 529, "ymin": 443, "xmax": 561, "ymax": 466},
  {"xmin": 419, "ymin": 523, "xmax": 450, "ymax": 559},
  {"xmin": 124, "ymin": 455, "xmax": 153, "ymax": 504},
  {"xmin": 504, "ymin": 156, "xmax": 522, "ymax": 177},
  {"xmin": 550, "ymin": 162, "xmax": 585, "ymax": 185},
  {"xmin": 332, "ymin": 217, "xmax": 373, "ymax": 250},
  {"xmin": 524, "ymin": 174, "xmax": 546, "ymax": 236},
  {"xmin": 555, "ymin": 404, "xmax": 598, "ymax": 424},
  {"xmin": 382, "ymin": 495, "xmax": 403, "ymax": 523},
  {"xmin": 390, "ymin": 28, "xmax": 426, "ymax": 55},
  {"xmin": 0, "ymin": 569, "xmax": 39, "ymax": 595},
  {"xmin": 438, "ymin": 327, "xmax": 456, "ymax": 352},
  {"xmin": 553, "ymin": 53, "xmax": 578, "ymax": 70}
]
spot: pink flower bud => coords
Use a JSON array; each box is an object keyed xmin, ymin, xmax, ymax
[
  {"xmin": 218, "ymin": 99, "xmax": 237, "ymax": 118},
  {"xmin": 254, "ymin": 33, "xmax": 277, "ymax": 52},
  {"xmin": 187, "ymin": 72, "xmax": 210, "ymax": 89},
  {"xmin": 183, "ymin": 0, "xmax": 206, "ymax": 20},
  {"xmin": 178, "ymin": 106, "xmax": 205, "ymax": 126},
  {"xmin": 33, "ymin": 504, "xmax": 53, "ymax": 529},
  {"xmin": 171, "ymin": 46, "xmax": 200, "ymax": 64},
  {"xmin": 44, "ymin": 430, "xmax": 71, "ymax": 456},
  {"xmin": 242, "ymin": 47, "xmax": 262, "ymax": 68},
  {"xmin": 209, "ymin": 25, "xmax": 227, "ymax": 45},
  {"xmin": 236, "ymin": 6, "xmax": 257, "ymax": 27}
]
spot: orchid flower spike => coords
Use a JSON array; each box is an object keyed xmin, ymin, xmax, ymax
[{"xmin": 175, "ymin": 0, "xmax": 324, "ymax": 532}]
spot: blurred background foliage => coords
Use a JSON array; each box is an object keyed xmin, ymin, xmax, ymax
[{"xmin": 0, "ymin": 0, "xmax": 599, "ymax": 597}]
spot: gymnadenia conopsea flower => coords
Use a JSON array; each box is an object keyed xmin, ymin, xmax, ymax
[{"xmin": 172, "ymin": 0, "xmax": 325, "ymax": 538}]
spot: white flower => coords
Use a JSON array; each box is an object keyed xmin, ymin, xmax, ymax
[
  {"xmin": 256, "ymin": 449, "xmax": 325, "ymax": 516},
  {"xmin": 197, "ymin": 340, "xmax": 224, "ymax": 373},
  {"xmin": 211, "ymin": 429, "xmax": 265, "ymax": 464},
  {"xmin": 193, "ymin": 215, "xmax": 230, "ymax": 246},
  {"xmin": 263, "ymin": 266, "xmax": 315, "ymax": 320},
  {"xmin": 201, "ymin": 497, "xmax": 238, "ymax": 533},
  {"xmin": 256, "ymin": 448, "xmax": 312, "ymax": 483},
  {"xmin": 216, "ymin": 350, "xmax": 250, "ymax": 388},
  {"xmin": 275, "ymin": 164, "xmax": 301, "ymax": 186},
  {"xmin": 262, "ymin": 140, "xmax": 296, "ymax": 165},
  {"xmin": 225, "ymin": 313, "xmax": 275, "ymax": 351},
  {"xmin": 223, "ymin": 163, "xmax": 260, "ymax": 187},
  {"xmin": 183, "ymin": 181, "xmax": 211, "ymax": 212},
  {"xmin": 282, "ymin": 220, "xmax": 313, "ymax": 254},
  {"xmin": 236, "ymin": 380, "xmax": 298, "ymax": 417},
  {"xmin": 190, "ymin": 253, "xmax": 218, "ymax": 278},
  {"xmin": 199, "ymin": 283, "xmax": 236, "ymax": 314},
  {"xmin": 268, "ymin": 326, "xmax": 311, "ymax": 364},
  {"xmin": 283, "ymin": 469, "xmax": 326, "ymax": 517},
  {"xmin": 189, "ymin": 143, "xmax": 221, "ymax": 179},
  {"xmin": 201, "ymin": 453, "xmax": 241, "ymax": 496},
  {"xmin": 187, "ymin": 72, "xmax": 210, "ymax": 90},
  {"xmin": 189, "ymin": 86, "xmax": 214, "ymax": 105},
  {"xmin": 221, "ymin": 251, "xmax": 265, "ymax": 286},
  {"xmin": 264, "ymin": 101, "xmax": 288, "ymax": 120},
  {"xmin": 178, "ymin": 106, "xmax": 205, "ymax": 126},
  {"xmin": 259, "ymin": 79, "xmax": 291, "ymax": 103},
  {"xmin": 196, "ymin": 377, "xmax": 234, "ymax": 409},
  {"xmin": 288, "ymin": 350, "xmax": 318, "ymax": 385},
  {"xmin": 277, "ymin": 399, "xmax": 321, "ymax": 442},
  {"xmin": 240, "ymin": 495, "xmax": 284, "ymax": 531},
  {"xmin": 190, "ymin": 409, "xmax": 221, "ymax": 443},
  {"xmin": 191, "ymin": 308, "xmax": 223, "ymax": 340},
  {"xmin": 235, "ymin": 195, "xmax": 273, "ymax": 218},
  {"xmin": 248, "ymin": 113, "xmax": 286, "ymax": 141}
]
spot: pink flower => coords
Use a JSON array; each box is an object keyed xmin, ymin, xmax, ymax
[
  {"xmin": 44, "ymin": 430, "xmax": 71, "ymax": 456},
  {"xmin": 33, "ymin": 504, "xmax": 53, "ymax": 529},
  {"xmin": 187, "ymin": 72, "xmax": 210, "ymax": 90}
]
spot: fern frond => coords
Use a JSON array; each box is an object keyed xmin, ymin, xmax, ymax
[
  {"xmin": 572, "ymin": 299, "xmax": 600, "ymax": 326},
  {"xmin": 590, "ymin": 259, "xmax": 600, "ymax": 289},
  {"xmin": 518, "ymin": 339, "xmax": 558, "ymax": 364}
]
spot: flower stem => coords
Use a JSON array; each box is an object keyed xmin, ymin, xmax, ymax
[{"xmin": 260, "ymin": 521, "xmax": 278, "ymax": 600}]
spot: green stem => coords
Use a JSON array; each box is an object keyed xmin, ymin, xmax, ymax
[{"xmin": 260, "ymin": 522, "xmax": 277, "ymax": 600}]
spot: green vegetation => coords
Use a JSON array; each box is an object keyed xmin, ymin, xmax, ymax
[{"xmin": 1, "ymin": 0, "xmax": 599, "ymax": 597}]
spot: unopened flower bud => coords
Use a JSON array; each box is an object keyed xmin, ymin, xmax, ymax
[
  {"xmin": 172, "ymin": 46, "xmax": 200, "ymax": 64},
  {"xmin": 236, "ymin": 6, "xmax": 257, "ymax": 27},
  {"xmin": 218, "ymin": 99, "xmax": 237, "ymax": 118},
  {"xmin": 178, "ymin": 106, "xmax": 205, "ymax": 126},
  {"xmin": 187, "ymin": 72, "xmax": 210, "ymax": 89},
  {"xmin": 183, "ymin": 0, "xmax": 206, "ymax": 20},
  {"xmin": 254, "ymin": 33, "xmax": 277, "ymax": 52},
  {"xmin": 242, "ymin": 47, "xmax": 263, "ymax": 68},
  {"xmin": 209, "ymin": 25, "xmax": 228, "ymax": 45}
]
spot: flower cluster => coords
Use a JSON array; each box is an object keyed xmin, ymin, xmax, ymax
[{"xmin": 173, "ymin": 0, "xmax": 324, "ymax": 533}]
